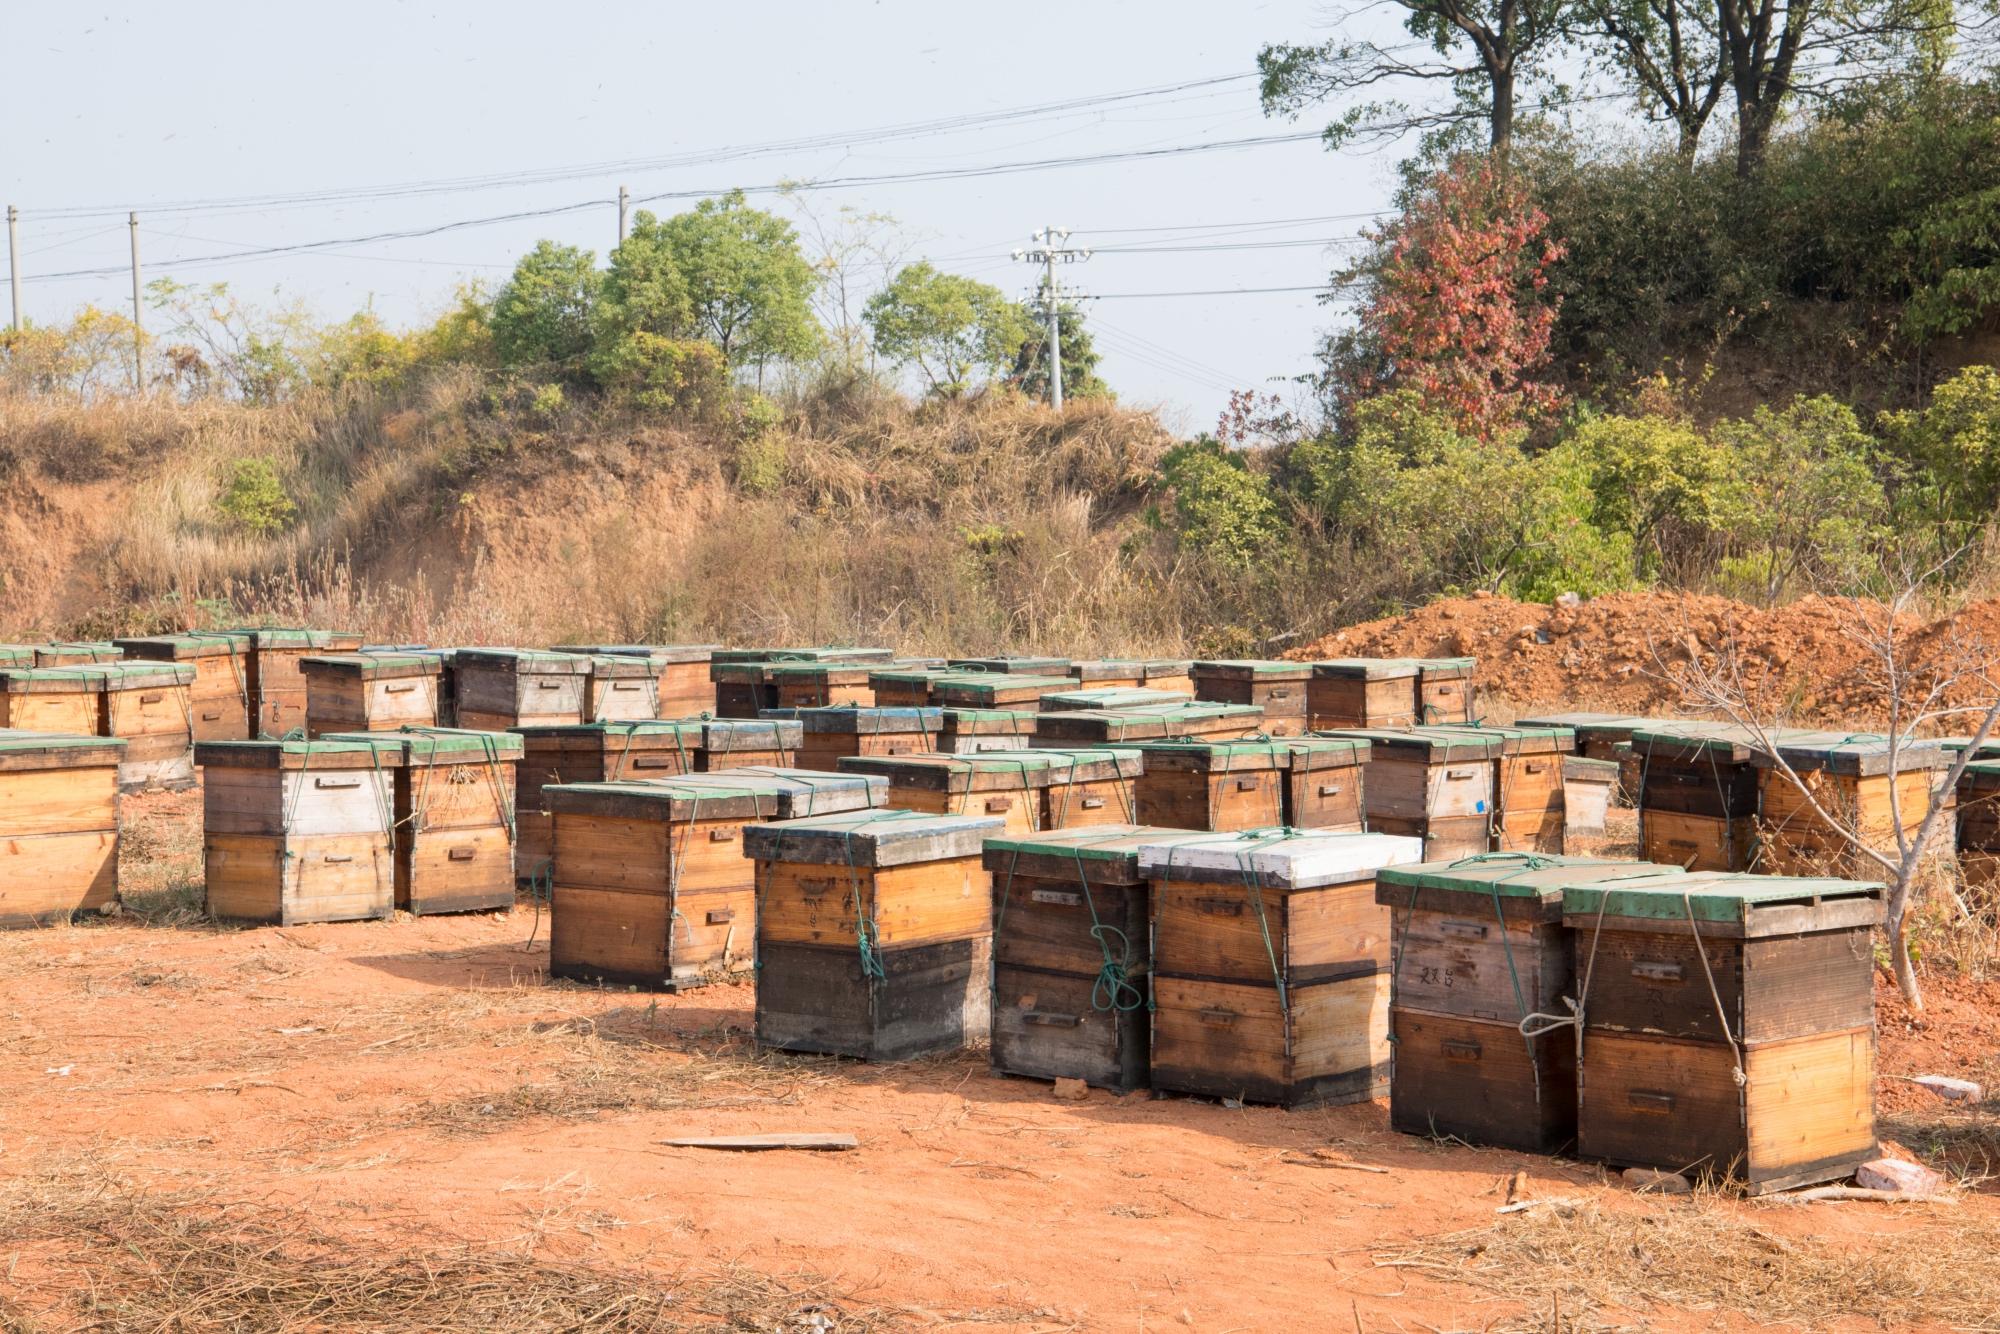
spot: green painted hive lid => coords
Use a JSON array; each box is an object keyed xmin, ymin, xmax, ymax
[
  {"xmin": 1515, "ymin": 711, "xmax": 1656, "ymax": 732},
  {"xmin": 36, "ymin": 642, "xmax": 121, "ymax": 665},
  {"xmin": 695, "ymin": 718, "xmax": 803, "ymax": 749},
  {"xmin": 1068, "ymin": 658, "xmax": 1193, "ymax": 681},
  {"xmin": 1131, "ymin": 737, "xmax": 1293, "ymax": 772},
  {"xmin": 0, "ymin": 728, "xmax": 127, "ymax": 768},
  {"xmin": 741, "ymin": 808, "xmax": 1003, "ymax": 867},
  {"xmin": 541, "ymin": 777, "xmax": 791, "ymax": 823},
  {"xmin": 1038, "ymin": 686, "xmax": 1192, "ymax": 712},
  {"xmin": 711, "ymin": 646, "xmax": 896, "ymax": 665},
  {"xmin": 194, "ymin": 736, "xmax": 409, "ymax": 770},
  {"xmin": 586, "ymin": 654, "xmax": 665, "ymax": 679},
  {"xmin": 1562, "ymin": 870, "xmax": 1885, "ymax": 930},
  {"xmin": 113, "ymin": 631, "xmax": 252, "ymax": 660},
  {"xmin": 1415, "ymin": 657, "xmax": 1477, "ymax": 678},
  {"xmin": 1378, "ymin": 854, "xmax": 1683, "ymax": 906},
  {"xmin": 764, "ymin": 705, "xmax": 942, "ymax": 735},
  {"xmin": 663, "ymin": 766, "xmax": 886, "ymax": 818},
  {"xmin": 1311, "ymin": 726, "xmax": 1504, "ymax": 760},
  {"xmin": 245, "ymin": 628, "xmax": 364, "ymax": 650},
  {"xmin": 1282, "ymin": 736, "xmax": 1372, "ymax": 768},
  {"xmin": 762, "ymin": 660, "xmax": 879, "ymax": 683},
  {"xmin": 323, "ymin": 726, "xmax": 524, "ymax": 764},
  {"xmin": 1748, "ymin": 730, "xmax": 1949, "ymax": 776},
  {"xmin": 939, "ymin": 707, "xmax": 1041, "ymax": 731},
  {"xmin": 514, "ymin": 719, "xmax": 705, "ymax": 743},
  {"xmin": 299, "ymin": 652, "xmax": 443, "ymax": 679},
  {"xmin": 1191, "ymin": 659, "xmax": 1312, "ymax": 680},
  {"xmin": 947, "ymin": 656, "xmax": 1074, "ymax": 674},
  {"xmin": 983, "ymin": 824, "xmax": 1216, "ymax": 883},
  {"xmin": 1310, "ymin": 658, "xmax": 1422, "ymax": 681},
  {"xmin": 1435, "ymin": 723, "xmax": 1576, "ymax": 755},
  {"xmin": 453, "ymin": 648, "xmax": 592, "ymax": 675},
  {"xmin": 836, "ymin": 751, "xmax": 1061, "ymax": 792},
  {"xmin": 0, "ymin": 645, "xmax": 40, "ymax": 666}
]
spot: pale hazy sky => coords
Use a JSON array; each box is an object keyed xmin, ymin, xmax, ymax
[{"xmin": 5, "ymin": 0, "xmax": 1422, "ymax": 431}]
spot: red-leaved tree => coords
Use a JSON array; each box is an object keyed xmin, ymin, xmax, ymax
[{"xmin": 1329, "ymin": 157, "xmax": 1567, "ymax": 440}]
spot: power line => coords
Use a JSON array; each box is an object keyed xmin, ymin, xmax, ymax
[{"xmin": 1090, "ymin": 283, "xmax": 1351, "ymax": 299}]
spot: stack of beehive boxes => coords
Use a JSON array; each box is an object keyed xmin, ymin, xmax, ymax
[
  {"xmin": 329, "ymin": 727, "xmax": 523, "ymax": 915},
  {"xmin": 453, "ymin": 650, "xmax": 591, "ymax": 731},
  {"xmin": 246, "ymin": 629, "xmax": 365, "ymax": 736},
  {"xmin": 513, "ymin": 720, "xmax": 705, "ymax": 878},
  {"xmin": 551, "ymin": 644, "xmax": 717, "ymax": 718},
  {"xmin": 1754, "ymin": 732, "xmax": 1950, "ymax": 879},
  {"xmin": 116, "ymin": 632, "xmax": 253, "ymax": 740},
  {"xmin": 1316, "ymin": 727, "xmax": 1501, "ymax": 859}
]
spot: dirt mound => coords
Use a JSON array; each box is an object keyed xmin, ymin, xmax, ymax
[{"xmin": 1289, "ymin": 590, "xmax": 2000, "ymax": 723}]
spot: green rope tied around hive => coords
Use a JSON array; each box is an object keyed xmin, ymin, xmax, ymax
[{"xmin": 1068, "ymin": 833, "xmax": 1149, "ymax": 1014}]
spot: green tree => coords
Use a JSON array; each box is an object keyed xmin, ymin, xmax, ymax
[
  {"xmin": 655, "ymin": 191, "xmax": 819, "ymax": 370},
  {"xmin": 1880, "ymin": 365, "xmax": 2000, "ymax": 553},
  {"xmin": 1011, "ymin": 303, "xmax": 1109, "ymax": 400},
  {"xmin": 1712, "ymin": 396, "xmax": 1887, "ymax": 603},
  {"xmin": 407, "ymin": 281, "xmax": 496, "ymax": 368},
  {"xmin": 596, "ymin": 211, "xmax": 694, "ymax": 341},
  {"xmin": 865, "ymin": 263, "xmax": 1030, "ymax": 398},
  {"xmin": 491, "ymin": 241, "xmax": 601, "ymax": 374},
  {"xmin": 214, "ymin": 458, "xmax": 297, "ymax": 536},
  {"xmin": 1157, "ymin": 436, "xmax": 1285, "ymax": 565},
  {"xmin": 1559, "ymin": 408, "xmax": 1732, "ymax": 581}
]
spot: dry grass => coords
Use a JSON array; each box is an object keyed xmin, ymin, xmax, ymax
[
  {"xmin": 0, "ymin": 1164, "xmax": 1023, "ymax": 1331},
  {"xmin": 1382, "ymin": 1197, "xmax": 2000, "ymax": 1331}
]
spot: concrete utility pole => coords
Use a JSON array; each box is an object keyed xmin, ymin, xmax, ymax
[
  {"xmin": 6, "ymin": 205, "xmax": 20, "ymax": 332},
  {"xmin": 618, "ymin": 185, "xmax": 630, "ymax": 244},
  {"xmin": 128, "ymin": 212, "xmax": 143, "ymax": 391},
  {"xmin": 1013, "ymin": 225, "xmax": 1089, "ymax": 411}
]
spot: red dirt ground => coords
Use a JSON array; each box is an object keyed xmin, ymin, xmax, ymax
[{"xmin": 0, "ymin": 791, "xmax": 1994, "ymax": 1331}]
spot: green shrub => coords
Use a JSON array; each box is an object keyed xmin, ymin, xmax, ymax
[
  {"xmin": 215, "ymin": 459, "xmax": 297, "ymax": 537},
  {"xmin": 1155, "ymin": 436, "xmax": 1283, "ymax": 565},
  {"xmin": 588, "ymin": 332, "xmax": 728, "ymax": 415}
]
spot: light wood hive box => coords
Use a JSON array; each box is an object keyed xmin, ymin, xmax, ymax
[
  {"xmin": 327, "ymin": 727, "xmax": 524, "ymax": 916},
  {"xmin": 1307, "ymin": 659, "xmax": 1421, "ymax": 731},
  {"xmin": 1314, "ymin": 727, "xmax": 1503, "ymax": 861},
  {"xmin": 1376, "ymin": 856, "xmax": 1685, "ymax": 1153},
  {"xmin": 543, "ymin": 769, "xmax": 885, "ymax": 991},
  {"xmin": 775, "ymin": 706, "xmax": 942, "ymax": 772},
  {"xmin": 710, "ymin": 648, "xmax": 896, "ymax": 718},
  {"xmin": 1562, "ymin": 756, "xmax": 1620, "ymax": 838},
  {"xmin": 300, "ymin": 652, "xmax": 444, "ymax": 738},
  {"xmin": 452, "ymin": 649, "xmax": 591, "ymax": 731},
  {"xmin": 1561, "ymin": 871, "xmax": 1885, "ymax": 1193},
  {"xmin": 1279, "ymin": 736, "xmax": 1371, "ymax": 832},
  {"xmin": 1131, "ymin": 740, "xmax": 1290, "ymax": 832},
  {"xmin": 1752, "ymin": 732, "xmax": 1951, "ymax": 880},
  {"xmin": 580, "ymin": 654, "xmax": 667, "ymax": 722},
  {"xmin": 1631, "ymin": 724, "xmax": 1774, "ymax": 872},
  {"xmin": 1415, "ymin": 657, "xmax": 1477, "ymax": 725},
  {"xmin": 197, "ymin": 737, "xmax": 403, "ymax": 925},
  {"xmin": 115, "ymin": 632, "xmax": 254, "ymax": 741},
  {"xmin": 867, "ymin": 667, "xmax": 951, "ymax": 709},
  {"xmin": 0, "ymin": 730, "xmax": 126, "ymax": 927},
  {"xmin": 1067, "ymin": 659, "xmax": 1194, "ymax": 694},
  {"xmin": 764, "ymin": 662, "xmax": 885, "ymax": 710},
  {"xmin": 245, "ymin": 629, "xmax": 365, "ymax": 738},
  {"xmin": 748, "ymin": 808, "xmax": 1002, "ymax": 1061},
  {"xmin": 512, "ymin": 720, "xmax": 706, "ymax": 882},
  {"xmin": 1439, "ymin": 723, "xmax": 1577, "ymax": 854},
  {"xmin": 1032, "ymin": 702, "xmax": 1266, "ymax": 749},
  {"xmin": 1036, "ymin": 686, "xmax": 1192, "ymax": 714},
  {"xmin": 1190, "ymin": 660, "xmax": 1312, "ymax": 735},
  {"xmin": 552, "ymin": 644, "xmax": 718, "ymax": 719},
  {"xmin": 90, "ymin": 662, "xmax": 199, "ymax": 792},
  {"xmin": 1139, "ymin": 829, "xmax": 1424, "ymax": 1107},
  {"xmin": 984, "ymin": 824, "xmax": 1215, "ymax": 1090}
]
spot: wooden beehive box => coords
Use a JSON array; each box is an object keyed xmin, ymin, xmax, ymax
[
  {"xmin": 1442, "ymin": 724, "xmax": 1577, "ymax": 853},
  {"xmin": 1957, "ymin": 759, "xmax": 2000, "ymax": 888},
  {"xmin": 0, "ymin": 646, "xmax": 37, "ymax": 668},
  {"xmin": 930, "ymin": 673, "xmax": 1075, "ymax": 711},
  {"xmin": 1519, "ymin": 712, "xmax": 1667, "ymax": 806},
  {"xmin": 0, "ymin": 730, "xmax": 125, "ymax": 927},
  {"xmin": 711, "ymin": 648, "xmax": 897, "ymax": 717},
  {"xmin": 1140, "ymin": 829, "xmax": 1423, "ymax": 1106},
  {"xmin": 582, "ymin": 654, "xmax": 665, "ymax": 722},
  {"xmin": 749, "ymin": 809, "xmax": 1002, "ymax": 1060},
  {"xmin": 1560, "ymin": 871, "xmax": 1884, "ymax": 1192},
  {"xmin": 1279, "ymin": 736, "xmax": 1371, "ymax": 832},
  {"xmin": 1313, "ymin": 728, "xmax": 1502, "ymax": 860},
  {"xmin": 948, "ymin": 656, "xmax": 1073, "ymax": 676},
  {"xmin": 0, "ymin": 666, "xmax": 103, "ymax": 736},
  {"xmin": 453, "ymin": 649, "xmax": 591, "ymax": 730},
  {"xmin": 91, "ymin": 662, "xmax": 199, "ymax": 791},
  {"xmin": 1032, "ymin": 702, "xmax": 1266, "ymax": 748},
  {"xmin": 1014, "ymin": 747, "xmax": 1144, "ymax": 828},
  {"xmin": 1132, "ymin": 740, "xmax": 1289, "ymax": 832},
  {"xmin": 552, "ymin": 643, "xmax": 717, "ymax": 718},
  {"xmin": 693, "ymin": 718, "xmax": 802, "ymax": 770},
  {"xmin": 1754, "ymin": 732, "xmax": 1951, "ymax": 879},
  {"xmin": 513, "ymin": 720, "xmax": 706, "ymax": 880},
  {"xmin": 246, "ymin": 629, "xmax": 365, "ymax": 737},
  {"xmin": 333, "ymin": 728, "xmax": 523, "ymax": 915},
  {"xmin": 838, "ymin": 752, "xmax": 1053, "ymax": 837},
  {"xmin": 36, "ymin": 642, "xmax": 121, "ymax": 666},
  {"xmin": 985, "ymin": 824, "xmax": 1215, "ymax": 1089},
  {"xmin": 1377, "ymin": 856, "xmax": 1684, "ymax": 1151},
  {"xmin": 1563, "ymin": 756, "xmax": 1620, "ymax": 840},
  {"xmin": 1307, "ymin": 659, "xmax": 1420, "ymax": 730},
  {"xmin": 544, "ymin": 779, "xmax": 777, "ymax": 990},
  {"xmin": 867, "ymin": 667, "xmax": 951, "ymax": 709},
  {"xmin": 115, "ymin": 632, "xmax": 253, "ymax": 741},
  {"xmin": 197, "ymin": 738, "xmax": 402, "ymax": 924},
  {"xmin": 778, "ymin": 706, "xmax": 942, "ymax": 771},
  {"xmin": 936, "ymin": 707, "xmax": 1041, "ymax": 755},
  {"xmin": 300, "ymin": 652, "xmax": 444, "ymax": 738},
  {"xmin": 1037, "ymin": 686, "xmax": 1192, "ymax": 713},
  {"xmin": 1190, "ymin": 660, "xmax": 1312, "ymax": 735},
  {"xmin": 1632, "ymin": 724, "xmax": 1797, "ymax": 871},
  {"xmin": 1415, "ymin": 658, "xmax": 1477, "ymax": 724},
  {"xmin": 764, "ymin": 661, "xmax": 880, "ymax": 710},
  {"xmin": 1068, "ymin": 659, "xmax": 1194, "ymax": 693}
]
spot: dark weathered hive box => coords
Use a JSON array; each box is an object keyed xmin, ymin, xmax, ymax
[
  {"xmin": 1279, "ymin": 736, "xmax": 1371, "ymax": 832},
  {"xmin": 948, "ymin": 656, "xmax": 1073, "ymax": 675},
  {"xmin": 711, "ymin": 648, "xmax": 896, "ymax": 717},
  {"xmin": 1630, "ymin": 724, "xmax": 1773, "ymax": 871},
  {"xmin": 197, "ymin": 738, "xmax": 402, "ymax": 924},
  {"xmin": 1377, "ymin": 856, "xmax": 1684, "ymax": 1151},
  {"xmin": 1415, "ymin": 658, "xmax": 1477, "ymax": 724},
  {"xmin": 772, "ymin": 706, "xmax": 942, "ymax": 771},
  {"xmin": 763, "ymin": 661, "xmax": 883, "ymax": 710},
  {"xmin": 984, "ymin": 824, "xmax": 1213, "ymax": 1089},
  {"xmin": 750, "ymin": 809, "xmax": 1002, "ymax": 1061},
  {"xmin": 553, "ymin": 643, "xmax": 716, "ymax": 718},
  {"xmin": 936, "ymin": 707, "xmax": 1040, "ymax": 755},
  {"xmin": 453, "ymin": 650, "xmax": 591, "ymax": 731},
  {"xmin": 1132, "ymin": 740, "xmax": 1289, "ymax": 832},
  {"xmin": 331, "ymin": 727, "xmax": 523, "ymax": 915},
  {"xmin": 1308, "ymin": 659, "xmax": 1420, "ymax": 731},
  {"xmin": 245, "ymin": 629, "xmax": 365, "ymax": 737},
  {"xmin": 1957, "ymin": 758, "xmax": 2000, "ymax": 886},
  {"xmin": 513, "ymin": 720, "xmax": 706, "ymax": 880},
  {"xmin": 1140, "ymin": 830, "xmax": 1423, "ymax": 1107},
  {"xmin": 1067, "ymin": 659, "xmax": 1194, "ymax": 693},
  {"xmin": 1033, "ymin": 702, "xmax": 1265, "ymax": 747},
  {"xmin": 0, "ymin": 730, "xmax": 126, "ymax": 927},
  {"xmin": 867, "ymin": 667, "xmax": 951, "ymax": 709},
  {"xmin": 301, "ymin": 652, "xmax": 444, "ymax": 738},
  {"xmin": 116, "ymin": 632, "xmax": 254, "ymax": 741},
  {"xmin": 693, "ymin": 718, "xmax": 802, "ymax": 770},
  {"xmin": 1190, "ymin": 660, "xmax": 1311, "ymax": 735},
  {"xmin": 1313, "ymin": 728, "xmax": 1502, "ymax": 860},
  {"xmin": 1560, "ymin": 871, "xmax": 1884, "ymax": 1191}
]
